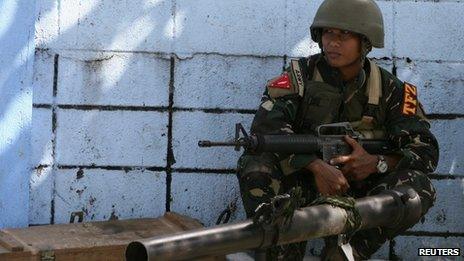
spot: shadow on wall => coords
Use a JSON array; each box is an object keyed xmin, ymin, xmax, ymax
[
  {"xmin": 31, "ymin": 0, "xmax": 176, "ymax": 225},
  {"xmin": 31, "ymin": 0, "xmax": 312, "ymax": 226}
]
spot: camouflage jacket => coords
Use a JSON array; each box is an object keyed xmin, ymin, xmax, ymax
[{"xmin": 250, "ymin": 54, "xmax": 439, "ymax": 174}]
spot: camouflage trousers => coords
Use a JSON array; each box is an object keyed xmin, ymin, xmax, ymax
[{"xmin": 237, "ymin": 153, "xmax": 436, "ymax": 260}]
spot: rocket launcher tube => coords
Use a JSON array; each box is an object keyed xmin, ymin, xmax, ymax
[{"xmin": 125, "ymin": 186, "xmax": 421, "ymax": 261}]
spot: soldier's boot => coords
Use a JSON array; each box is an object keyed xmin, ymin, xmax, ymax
[{"xmin": 320, "ymin": 240, "xmax": 362, "ymax": 261}]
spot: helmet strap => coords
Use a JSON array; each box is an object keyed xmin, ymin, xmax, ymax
[{"xmin": 360, "ymin": 36, "xmax": 372, "ymax": 65}]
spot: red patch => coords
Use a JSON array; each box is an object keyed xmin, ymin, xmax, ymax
[{"xmin": 268, "ymin": 73, "xmax": 291, "ymax": 89}]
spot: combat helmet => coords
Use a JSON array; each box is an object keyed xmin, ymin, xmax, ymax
[{"xmin": 310, "ymin": 0, "xmax": 384, "ymax": 48}]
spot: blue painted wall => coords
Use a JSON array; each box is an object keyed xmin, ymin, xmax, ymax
[{"xmin": 0, "ymin": 0, "xmax": 35, "ymax": 228}]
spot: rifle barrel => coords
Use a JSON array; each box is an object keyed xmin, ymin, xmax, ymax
[{"xmin": 198, "ymin": 141, "xmax": 239, "ymax": 147}]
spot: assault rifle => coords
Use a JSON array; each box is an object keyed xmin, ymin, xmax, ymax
[{"xmin": 198, "ymin": 122, "xmax": 393, "ymax": 161}]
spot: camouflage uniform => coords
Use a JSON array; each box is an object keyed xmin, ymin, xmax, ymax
[{"xmin": 237, "ymin": 54, "xmax": 438, "ymax": 259}]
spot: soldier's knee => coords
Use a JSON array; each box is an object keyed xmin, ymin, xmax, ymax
[
  {"xmin": 369, "ymin": 169, "xmax": 436, "ymax": 215},
  {"xmin": 237, "ymin": 153, "xmax": 277, "ymax": 177},
  {"xmin": 397, "ymin": 169, "xmax": 436, "ymax": 214},
  {"xmin": 237, "ymin": 153, "xmax": 283, "ymax": 217}
]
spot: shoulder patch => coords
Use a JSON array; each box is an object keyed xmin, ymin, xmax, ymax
[
  {"xmin": 402, "ymin": 82, "xmax": 418, "ymax": 116},
  {"xmin": 268, "ymin": 73, "xmax": 291, "ymax": 89},
  {"xmin": 266, "ymin": 72, "xmax": 298, "ymax": 98},
  {"xmin": 290, "ymin": 60, "xmax": 305, "ymax": 97}
]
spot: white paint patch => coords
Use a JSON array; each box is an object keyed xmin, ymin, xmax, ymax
[
  {"xmin": 30, "ymin": 167, "xmax": 52, "ymax": 190},
  {"xmin": 31, "ymin": 108, "xmax": 53, "ymax": 166},
  {"xmin": 56, "ymin": 110, "xmax": 167, "ymax": 166},
  {"xmin": 29, "ymin": 167, "xmax": 53, "ymax": 224},
  {"xmin": 290, "ymin": 36, "xmax": 312, "ymax": 57},
  {"xmin": 100, "ymin": 54, "xmax": 130, "ymax": 93},
  {"xmin": 60, "ymin": 1, "xmax": 98, "ymax": 33},
  {"xmin": 57, "ymin": 52, "xmax": 170, "ymax": 106},
  {"xmin": 0, "ymin": 0, "xmax": 17, "ymax": 38},
  {"xmin": 164, "ymin": 10, "xmax": 186, "ymax": 39},
  {"xmin": 143, "ymin": 0, "xmax": 165, "ymax": 8},
  {"xmin": 53, "ymin": 169, "xmax": 166, "ymax": 224},
  {"xmin": 175, "ymin": 55, "xmax": 281, "ymax": 109},
  {"xmin": 108, "ymin": 15, "xmax": 155, "ymax": 51},
  {"xmin": 34, "ymin": 0, "xmax": 59, "ymax": 46}
]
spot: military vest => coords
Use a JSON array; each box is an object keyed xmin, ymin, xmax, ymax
[{"xmin": 290, "ymin": 55, "xmax": 387, "ymax": 139}]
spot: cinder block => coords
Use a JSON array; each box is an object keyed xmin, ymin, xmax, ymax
[
  {"xmin": 396, "ymin": 60, "xmax": 464, "ymax": 114},
  {"xmin": 410, "ymin": 179, "xmax": 464, "ymax": 233},
  {"xmin": 34, "ymin": 0, "xmax": 59, "ymax": 48},
  {"xmin": 285, "ymin": 0, "xmax": 323, "ymax": 58},
  {"xmin": 54, "ymin": 0, "xmax": 172, "ymax": 52},
  {"xmin": 392, "ymin": 236, "xmax": 464, "ymax": 260},
  {"xmin": 170, "ymin": 172, "xmax": 245, "ymax": 227},
  {"xmin": 373, "ymin": 58, "xmax": 394, "ymax": 73},
  {"xmin": 29, "ymin": 166, "xmax": 53, "ymax": 225},
  {"xmin": 172, "ymin": 111, "xmax": 253, "ymax": 169},
  {"xmin": 369, "ymin": 0, "xmax": 394, "ymax": 59},
  {"xmin": 56, "ymin": 109, "xmax": 168, "ymax": 166},
  {"xmin": 174, "ymin": 0, "xmax": 286, "ymax": 56},
  {"xmin": 54, "ymin": 168, "xmax": 166, "ymax": 224},
  {"xmin": 175, "ymin": 55, "xmax": 282, "ymax": 109},
  {"xmin": 57, "ymin": 51, "xmax": 170, "ymax": 106},
  {"xmin": 32, "ymin": 50, "xmax": 54, "ymax": 104},
  {"xmin": 395, "ymin": 2, "xmax": 464, "ymax": 61},
  {"xmin": 430, "ymin": 119, "xmax": 464, "ymax": 175},
  {"xmin": 31, "ymin": 108, "xmax": 53, "ymax": 166}
]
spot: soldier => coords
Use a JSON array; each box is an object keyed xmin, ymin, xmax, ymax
[{"xmin": 237, "ymin": 0, "xmax": 439, "ymax": 260}]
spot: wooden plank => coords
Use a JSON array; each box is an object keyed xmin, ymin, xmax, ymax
[
  {"xmin": 0, "ymin": 231, "xmax": 24, "ymax": 252},
  {"xmin": 0, "ymin": 212, "xmax": 216, "ymax": 261},
  {"xmin": 164, "ymin": 211, "xmax": 204, "ymax": 231}
]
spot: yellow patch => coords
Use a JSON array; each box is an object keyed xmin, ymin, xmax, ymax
[
  {"xmin": 250, "ymin": 188, "xmax": 265, "ymax": 197},
  {"xmin": 402, "ymin": 82, "xmax": 418, "ymax": 116}
]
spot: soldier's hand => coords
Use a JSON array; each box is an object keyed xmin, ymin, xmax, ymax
[
  {"xmin": 306, "ymin": 159, "xmax": 349, "ymax": 196},
  {"xmin": 330, "ymin": 135, "xmax": 378, "ymax": 181}
]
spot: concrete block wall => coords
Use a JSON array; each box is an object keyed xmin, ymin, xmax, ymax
[{"xmin": 30, "ymin": 0, "xmax": 463, "ymax": 258}]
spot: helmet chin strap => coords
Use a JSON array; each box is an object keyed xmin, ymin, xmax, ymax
[{"xmin": 360, "ymin": 36, "xmax": 372, "ymax": 65}]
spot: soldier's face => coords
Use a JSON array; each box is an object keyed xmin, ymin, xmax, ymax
[{"xmin": 321, "ymin": 28, "xmax": 362, "ymax": 68}]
